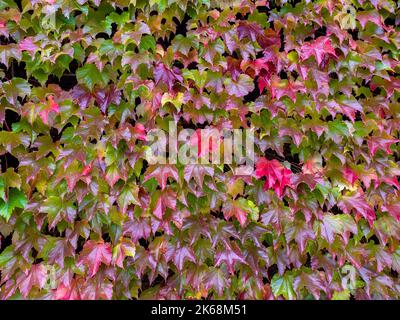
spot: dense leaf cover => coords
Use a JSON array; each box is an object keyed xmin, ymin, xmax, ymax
[{"xmin": 0, "ymin": 0, "xmax": 400, "ymax": 300}]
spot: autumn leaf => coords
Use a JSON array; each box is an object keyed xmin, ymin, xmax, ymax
[
  {"xmin": 165, "ymin": 243, "xmax": 196, "ymax": 271},
  {"xmin": 255, "ymin": 158, "xmax": 292, "ymax": 198},
  {"xmin": 300, "ymin": 36, "xmax": 337, "ymax": 66},
  {"xmin": 222, "ymin": 198, "xmax": 259, "ymax": 227},
  {"xmin": 215, "ymin": 242, "xmax": 247, "ymax": 274},
  {"xmin": 39, "ymin": 95, "xmax": 60, "ymax": 125},
  {"xmin": 78, "ymin": 240, "xmax": 112, "ymax": 277},
  {"xmin": 224, "ymin": 74, "xmax": 255, "ymax": 97},
  {"xmin": 153, "ymin": 188, "xmax": 176, "ymax": 220},
  {"xmin": 338, "ymin": 190, "xmax": 376, "ymax": 227},
  {"xmin": 0, "ymin": 0, "xmax": 399, "ymax": 301},
  {"xmin": 16, "ymin": 264, "xmax": 47, "ymax": 298},
  {"xmin": 153, "ymin": 62, "xmax": 183, "ymax": 91},
  {"xmin": 144, "ymin": 165, "xmax": 179, "ymax": 190},
  {"xmin": 2, "ymin": 77, "xmax": 31, "ymax": 105}
]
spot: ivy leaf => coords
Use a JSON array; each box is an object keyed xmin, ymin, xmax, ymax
[
  {"xmin": 93, "ymin": 85, "xmax": 121, "ymax": 113},
  {"xmin": 112, "ymin": 238, "xmax": 136, "ymax": 268},
  {"xmin": 338, "ymin": 190, "xmax": 376, "ymax": 227},
  {"xmin": 0, "ymin": 188, "xmax": 27, "ymax": 222},
  {"xmin": 76, "ymin": 64, "xmax": 109, "ymax": 91},
  {"xmin": 255, "ymin": 158, "xmax": 292, "ymax": 198},
  {"xmin": 39, "ymin": 95, "xmax": 60, "ymax": 125},
  {"xmin": 381, "ymin": 201, "xmax": 400, "ymax": 221},
  {"xmin": 215, "ymin": 242, "xmax": 247, "ymax": 274},
  {"xmin": 183, "ymin": 165, "xmax": 214, "ymax": 188},
  {"xmin": 204, "ymin": 267, "xmax": 229, "ymax": 297},
  {"xmin": 71, "ymin": 85, "xmax": 93, "ymax": 109},
  {"xmin": 2, "ymin": 77, "xmax": 31, "ymax": 105},
  {"xmin": 2, "ymin": 168, "xmax": 21, "ymax": 189},
  {"xmin": 78, "ymin": 240, "xmax": 112, "ymax": 277},
  {"xmin": 16, "ymin": 264, "xmax": 47, "ymax": 298},
  {"xmin": 293, "ymin": 271, "xmax": 326, "ymax": 299},
  {"xmin": 140, "ymin": 35, "xmax": 156, "ymax": 51},
  {"xmin": 284, "ymin": 219, "xmax": 315, "ymax": 253},
  {"xmin": 367, "ymin": 136, "xmax": 398, "ymax": 156},
  {"xmin": 165, "ymin": 244, "xmax": 196, "ymax": 271},
  {"xmin": 300, "ymin": 36, "xmax": 337, "ymax": 66},
  {"xmin": 153, "ymin": 62, "xmax": 183, "ymax": 91},
  {"xmin": 48, "ymin": 239, "xmax": 75, "ymax": 269},
  {"xmin": 268, "ymin": 76, "xmax": 306, "ymax": 102},
  {"xmin": 222, "ymin": 198, "xmax": 259, "ymax": 227},
  {"xmin": 123, "ymin": 218, "xmax": 152, "ymax": 242},
  {"xmin": 224, "ymin": 74, "xmax": 255, "ymax": 97},
  {"xmin": 153, "ymin": 188, "xmax": 176, "ymax": 219},
  {"xmin": 343, "ymin": 167, "xmax": 358, "ymax": 186},
  {"xmin": 18, "ymin": 37, "xmax": 38, "ymax": 54},
  {"xmin": 144, "ymin": 165, "xmax": 179, "ymax": 190},
  {"xmin": 237, "ymin": 21, "xmax": 264, "ymax": 42},
  {"xmin": 117, "ymin": 183, "xmax": 140, "ymax": 214},
  {"xmin": 172, "ymin": 34, "xmax": 196, "ymax": 56},
  {"xmin": 40, "ymin": 196, "xmax": 77, "ymax": 229},
  {"xmin": 271, "ymin": 273, "xmax": 296, "ymax": 300},
  {"xmin": 320, "ymin": 214, "xmax": 358, "ymax": 244}
]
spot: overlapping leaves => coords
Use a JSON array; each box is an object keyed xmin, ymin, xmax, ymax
[{"xmin": 0, "ymin": 0, "xmax": 400, "ymax": 300}]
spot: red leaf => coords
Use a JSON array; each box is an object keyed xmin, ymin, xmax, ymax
[
  {"xmin": 237, "ymin": 21, "xmax": 264, "ymax": 42},
  {"xmin": 255, "ymin": 158, "xmax": 292, "ymax": 198},
  {"xmin": 154, "ymin": 188, "xmax": 176, "ymax": 219},
  {"xmin": 123, "ymin": 218, "xmax": 152, "ymax": 242},
  {"xmin": 78, "ymin": 240, "xmax": 112, "ymax": 277},
  {"xmin": 16, "ymin": 264, "xmax": 47, "ymax": 298},
  {"xmin": 94, "ymin": 84, "xmax": 121, "ymax": 113},
  {"xmin": 18, "ymin": 37, "xmax": 38, "ymax": 54},
  {"xmin": 381, "ymin": 202, "xmax": 400, "ymax": 221},
  {"xmin": 268, "ymin": 75, "xmax": 306, "ymax": 102},
  {"xmin": 71, "ymin": 85, "xmax": 93, "ymax": 109},
  {"xmin": 300, "ymin": 36, "xmax": 337, "ymax": 66},
  {"xmin": 54, "ymin": 281, "xmax": 81, "ymax": 300},
  {"xmin": 343, "ymin": 167, "xmax": 358, "ymax": 185},
  {"xmin": 48, "ymin": 239, "xmax": 75, "ymax": 268},
  {"xmin": 357, "ymin": 11, "xmax": 388, "ymax": 30},
  {"xmin": 39, "ymin": 95, "xmax": 59, "ymax": 125},
  {"xmin": 144, "ymin": 165, "xmax": 179, "ymax": 190},
  {"xmin": 215, "ymin": 243, "xmax": 247, "ymax": 274},
  {"xmin": 367, "ymin": 136, "xmax": 398, "ymax": 156},
  {"xmin": 222, "ymin": 199, "xmax": 253, "ymax": 227},
  {"xmin": 154, "ymin": 62, "xmax": 183, "ymax": 91},
  {"xmin": 165, "ymin": 244, "xmax": 196, "ymax": 271},
  {"xmin": 338, "ymin": 190, "xmax": 376, "ymax": 227}
]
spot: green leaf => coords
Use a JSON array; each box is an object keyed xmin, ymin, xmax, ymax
[
  {"xmin": 328, "ymin": 120, "xmax": 349, "ymax": 137},
  {"xmin": 117, "ymin": 183, "xmax": 140, "ymax": 214},
  {"xmin": 2, "ymin": 168, "xmax": 21, "ymax": 189},
  {"xmin": 332, "ymin": 290, "xmax": 350, "ymax": 300},
  {"xmin": 271, "ymin": 273, "xmax": 296, "ymax": 300},
  {"xmin": 2, "ymin": 77, "xmax": 31, "ymax": 105},
  {"xmin": 0, "ymin": 177, "xmax": 5, "ymax": 201},
  {"xmin": 76, "ymin": 64, "xmax": 108, "ymax": 91},
  {"xmin": 0, "ymin": 246, "xmax": 14, "ymax": 267},
  {"xmin": 0, "ymin": 188, "xmax": 27, "ymax": 221},
  {"xmin": 139, "ymin": 35, "xmax": 156, "ymax": 51}
]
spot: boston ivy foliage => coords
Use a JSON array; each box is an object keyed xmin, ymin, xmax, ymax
[{"xmin": 0, "ymin": 0, "xmax": 400, "ymax": 300}]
